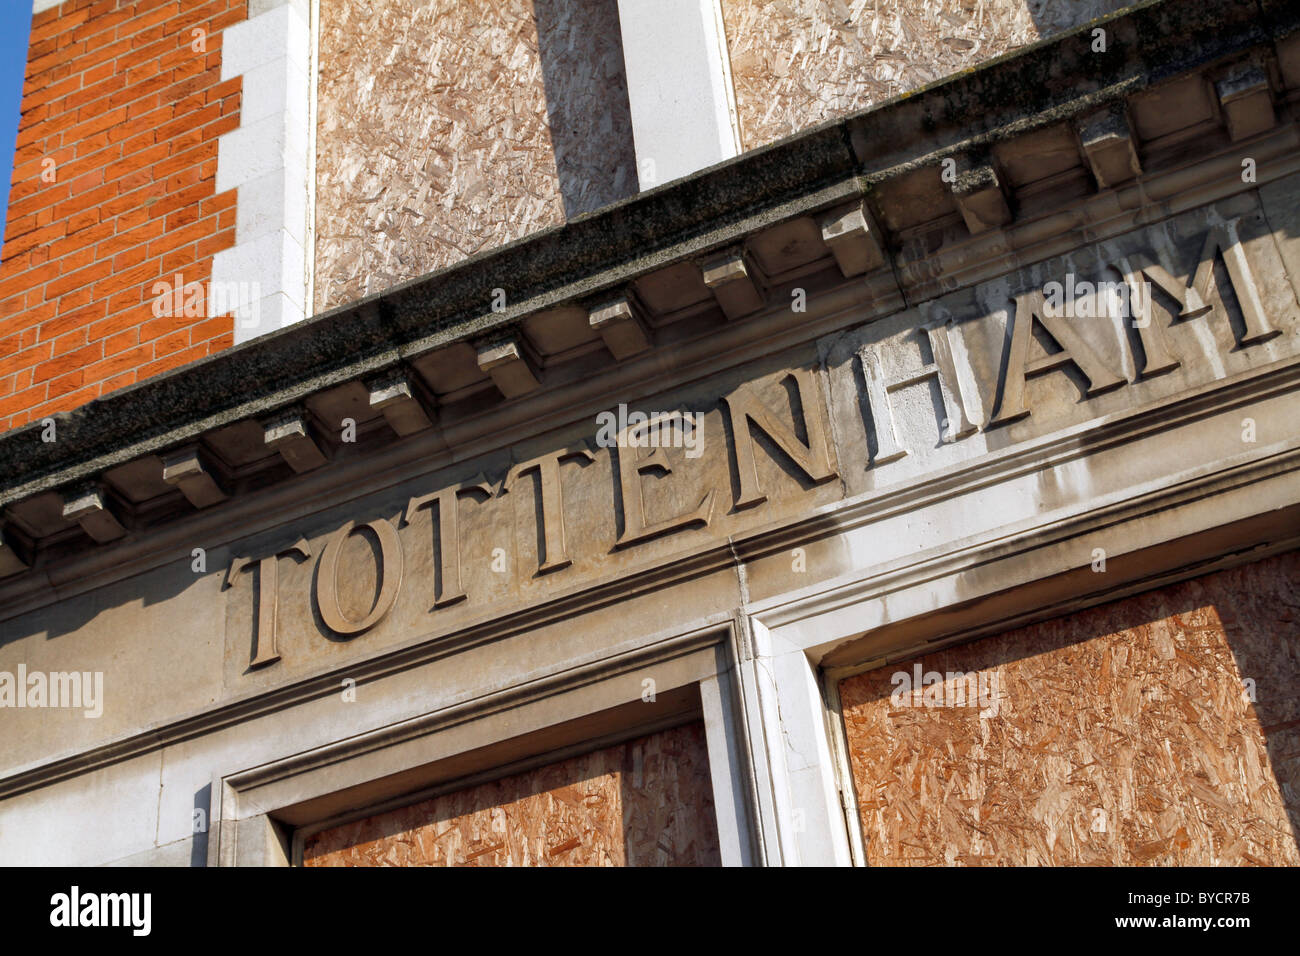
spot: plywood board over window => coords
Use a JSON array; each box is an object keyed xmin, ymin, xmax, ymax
[
  {"xmin": 839, "ymin": 551, "xmax": 1300, "ymax": 866},
  {"xmin": 314, "ymin": 0, "xmax": 636, "ymax": 312},
  {"xmin": 721, "ymin": 0, "xmax": 1132, "ymax": 150},
  {"xmin": 302, "ymin": 722, "xmax": 721, "ymax": 866}
]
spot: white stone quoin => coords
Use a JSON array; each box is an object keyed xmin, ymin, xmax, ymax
[{"xmin": 210, "ymin": 0, "xmax": 314, "ymax": 343}]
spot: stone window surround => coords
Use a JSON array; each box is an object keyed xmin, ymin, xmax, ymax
[
  {"xmin": 615, "ymin": 0, "xmax": 743, "ymax": 189},
  {"xmin": 210, "ymin": 623, "xmax": 760, "ymax": 866}
]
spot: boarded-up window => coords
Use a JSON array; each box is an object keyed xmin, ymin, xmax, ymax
[
  {"xmin": 302, "ymin": 721, "xmax": 720, "ymax": 866},
  {"xmin": 721, "ymin": 0, "xmax": 1133, "ymax": 150},
  {"xmin": 313, "ymin": 0, "xmax": 636, "ymax": 312},
  {"xmin": 839, "ymin": 551, "xmax": 1300, "ymax": 865}
]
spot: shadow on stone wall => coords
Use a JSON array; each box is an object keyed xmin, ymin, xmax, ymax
[{"xmin": 1025, "ymin": 0, "xmax": 1136, "ymax": 36}]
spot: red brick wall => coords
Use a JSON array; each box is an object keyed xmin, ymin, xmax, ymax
[{"xmin": 0, "ymin": 0, "xmax": 246, "ymax": 433}]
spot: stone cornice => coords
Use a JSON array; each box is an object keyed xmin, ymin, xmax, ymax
[{"xmin": 0, "ymin": 0, "xmax": 1296, "ymax": 578}]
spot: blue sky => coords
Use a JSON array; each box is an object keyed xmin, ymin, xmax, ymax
[{"xmin": 0, "ymin": 2, "xmax": 33, "ymax": 242}]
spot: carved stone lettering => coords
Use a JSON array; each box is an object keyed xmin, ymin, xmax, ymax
[
  {"xmin": 1117, "ymin": 218, "xmax": 1281, "ymax": 349},
  {"xmin": 501, "ymin": 444, "xmax": 596, "ymax": 573},
  {"xmin": 1111, "ymin": 256, "xmax": 1183, "ymax": 378},
  {"xmin": 316, "ymin": 519, "xmax": 404, "ymax": 635},
  {"xmin": 224, "ymin": 220, "xmax": 1296, "ymax": 677},
  {"xmin": 612, "ymin": 413, "xmax": 715, "ymax": 547},
  {"xmin": 859, "ymin": 320, "xmax": 977, "ymax": 464},
  {"xmin": 990, "ymin": 290, "xmax": 1126, "ymax": 426},
  {"xmin": 404, "ymin": 475, "xmax": 493, "ymax": 607},
  {"xmin": 226, "ymin": 539, "xmax": 312, "ymax": 667},
  {"xmin": 722, "ymin": 367, "xmax": 837, "ymax": 508}
]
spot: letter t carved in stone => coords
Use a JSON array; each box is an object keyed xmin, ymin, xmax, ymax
[
  {"xmin": 404, "ymin": 475, "xmax": 493, "ymax": 607},
  {"xmin": 501, "ymin": 444, "xmax": 596, "ymax": 574},
  {"xmin": 225, "ymin": 539, "xmax": 312, "ymax": 668}
]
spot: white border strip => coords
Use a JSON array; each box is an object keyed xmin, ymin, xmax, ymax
[
  {"xmin": 212, "ymin": 0, "xmax": 313, "ymax": 343},
  {"xmin": 304, "ymin": 0, "xmax": 319, "ymax": 318},
  {"xmin": 616, "ymin": 0, "xmax": 743, "ymax": 188}
]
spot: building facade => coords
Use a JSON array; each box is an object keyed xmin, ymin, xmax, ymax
[{"xmin": 0, "ymin": 0, "xmax": 1298, "ymax": 866}]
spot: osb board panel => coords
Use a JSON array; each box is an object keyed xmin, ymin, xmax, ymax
[
  {"xmin": 839, "ymin": 551, "xmax": 1300, "ymax": 866},
  {"xmin": 302, "ymin": 722, "xmax": 720, "ymax": 866},
  {"xmin": 722, "ymin": 0, "xmax": 1132, "ymax": 150},
  {"xmin": 314, "ymin": 0, "xmax": 636, "ymax": 313}
]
